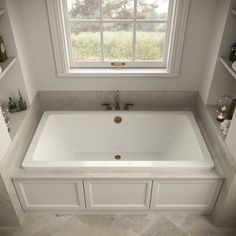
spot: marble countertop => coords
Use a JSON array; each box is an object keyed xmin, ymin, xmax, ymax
[
  {"xmin": 11, "ymin": 167, "xmax": 221, "ymax": 180},
  {"xmin": 8, "ymin": 110, "xmax": 27, "ymax": 140},
  {"xmin": 1, "ymin": 94, "xmax": 224, "ymax": 181},
  {"xmin": 207, "ymin": 106, "xmax": 226, "ymax": 141}
]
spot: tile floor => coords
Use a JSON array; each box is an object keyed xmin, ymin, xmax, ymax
[{"xmin": 0, "ymin": 213, "xmax": 235, "ymax": 236}]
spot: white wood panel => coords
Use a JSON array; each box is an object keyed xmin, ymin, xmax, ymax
[
  {"xmin": 0, "ymin": 110, "xmax": 10, "ymax": 162},
  {"xmin": 151, "ymin": 180, "xmax": 222, "ymax": 210},
  {"xmin": 14, "ymin": 180, "xmax": 85, "ymax": 211},
  {"xmin": 226, "ymin": 113, "xmax": 236, "ymax": 161},
  {"xmin": 84, "ymin": 180, "xmax": 152, "ymax": 210}
]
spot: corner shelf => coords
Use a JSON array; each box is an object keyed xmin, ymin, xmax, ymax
[
  {"xmin": 232, "ymin": 9, "xmax": 236, "ymax": 16},
  {"xmin": 0, "ymin": 57, "xmax": 16, "ymax": 80},
  {"xmin": 220, "ymin": 57, "xmax": 236, "ymax": 80}
]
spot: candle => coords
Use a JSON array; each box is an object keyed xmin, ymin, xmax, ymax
[{"xmin": 216, "ymin": 112, "xmax": 224, "ymax": 122}]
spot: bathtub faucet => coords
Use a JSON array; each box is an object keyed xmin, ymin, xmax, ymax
[{"xmin": 102, "ymin": 90, "xmax": 134, "ymax": 110}]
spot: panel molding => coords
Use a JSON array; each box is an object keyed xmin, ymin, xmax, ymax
[
  {"xmin": 150, "ymin": 180, "xmax": 223, "ymax": 210},
  {"xmin": 84, "ymin": 180, "xmax": 152, "ymax": 210},
  {"xmin": 14, "ymin": 180, "xmax": 85, "ymax": 211}
]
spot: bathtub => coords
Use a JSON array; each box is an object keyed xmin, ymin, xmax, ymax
[{"xmin": 22, "ymin": 111, "xmax": 214, "ymax": 171}]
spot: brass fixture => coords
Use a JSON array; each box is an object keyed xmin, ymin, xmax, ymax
[
  {"xmin": 114, "ymin": 116, "xmax": 122, "ymax": 124},
  {"xmin": 124, "ymin": 103, "xmax": 134, "ymax": 111},
  {"xmin": 101, "ymin": 90, "xmax": 134, "ymax": 110},
  {"xmin": 114, "ymin": 155, "xmax": 121, "ymax": 160},
  {"xmin": 115, "ymin": 90, "xmax": 121, "ymax": 111},
  {"xmin": 111, "ymin": 62, "xmax": 125, "ymax": 67},
  {"xmin": 102, "ymin": 103, "xmax": 112, "ymax": 110}
]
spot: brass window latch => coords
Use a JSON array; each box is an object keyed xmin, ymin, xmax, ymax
[{"xmin": 110, "ymin": 62, "xmax": 126, "ymax": 67}]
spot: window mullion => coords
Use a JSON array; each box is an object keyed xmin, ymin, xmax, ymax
[
  {"xmin": 100, "ymin": 0, "xmax": 104, "ymax": 62},
  {"xmin": 68, "ymin": 19, "xmax": 167, "ymax": 23},
  {"xmin": 133, "ymin": 0, "xmax": 137, "ymax": 63}
]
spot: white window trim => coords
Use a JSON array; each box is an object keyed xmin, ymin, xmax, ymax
[
  {"xmin": 63, "ymin": 0, "xmax": 173, "ymax": 68},
  {"xmin": 46, "ymin": 0, "xmax": 189, "ymax": 78}
]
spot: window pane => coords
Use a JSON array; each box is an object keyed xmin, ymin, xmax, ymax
[
  {"xmin": 136, "ymin": 23, "xmax": 166, "ymax": 61},
  {"xmin": 70, "ymin": 23, "xmax": 101, "ymax": 61},
  {"xmin": 137, "ymin": 0, "xmax": 169, "ymax": 20},
  {"xmin": 103, "ymin": 23, "xmax": 133, "ymax": 61},
  {"xmin": 67, "ymin": 0, "xmax": 100, "ymax": 19},
  {"xmin": 103, "ymin": 0, "xmax": 134, "ymax": 19}
]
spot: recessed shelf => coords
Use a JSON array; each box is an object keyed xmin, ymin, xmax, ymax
[
  {"xmin": 232, "ymin": 9, "xmax": 236, "ymax": 16},
  {"xmin": 220, "ymin": 57, "xmax": 236, "ymax": 80},
  {"xmin": 0, "ymin": 57, "xmax": 16, "ymax": 80},
  {"xmin": 0, "ymin": 9, "xmax": 4, "ymax": 17}
]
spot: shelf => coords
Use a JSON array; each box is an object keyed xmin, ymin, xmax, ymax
[
  {"xmin": 232, "ymin": 9, "xmax": 236, "ymax": 16},
  {"xmin": 0, "ymin": 9, "xmax": 4, "ymax": 17},
  {"xmin": 220, "ymin": 57, "xmax": 236, "ymax": 80},
  {"xmin": 0, "ymin": 57, "xmax": 16, "ymax": 80}
]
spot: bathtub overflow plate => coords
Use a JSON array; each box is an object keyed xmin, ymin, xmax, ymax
[
  {"xmin": 115, "ymin": 155, "xmax": 121, "ymax": 160},
  {"xmin": 114, "ymin": 116, "xmax": 122, "ymax": 124}
]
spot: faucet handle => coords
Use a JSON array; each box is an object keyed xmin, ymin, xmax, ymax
[
  {"xmin": 124, "ymin": 103, "xmax": 134, "ymax": 111},
  {"xmin": 102, "ymin": 103, "xmax": 112, "ymax": 110}
]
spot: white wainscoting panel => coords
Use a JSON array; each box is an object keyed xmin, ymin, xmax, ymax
[
  {"xmin": 14, "ymin": 180, "xmax": 85, "ymax": 211},
  {"xmin": 150, "ymin": 180, "xmax": 222, "ymax": 211},
  {"xmin": 84, "ymin": 180, "xmax": 152, "ymax": 210}
]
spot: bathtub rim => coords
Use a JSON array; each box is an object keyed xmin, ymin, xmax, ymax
[{"xmin": 22, "ymin": 111, "xmax": 214, "ymax": 170}]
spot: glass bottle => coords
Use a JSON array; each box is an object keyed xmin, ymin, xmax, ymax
[
  {"xmin": 227, "ymin": 99, "xmax": 236, "ymax": 120},
  {"xmin": 8, "ymin": 97, "xmax": 17, "ymax": 113},
  {"xmin": 18, "ymin": 89, "xmax": 27, "ymax": 111},
  {"xmin": 0, "ymin": 36, "xmax": 7, "ymax": 62},
  {"xmin": 216, "ymin": 95, "xmax": 232, "ymax": 122}
]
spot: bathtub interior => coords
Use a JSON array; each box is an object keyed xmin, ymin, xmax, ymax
[{"xmin": 29, "ymin": 112, "xmax": 208, "ymax": 163}]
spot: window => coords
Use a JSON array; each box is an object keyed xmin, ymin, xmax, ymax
[
  {"xmin": 47, "ymin": 0, "xmax": 189, "ymax": 77},
  {"xmin": 64, "ymin": 0, "xmax": 172, "ymax": 68}
]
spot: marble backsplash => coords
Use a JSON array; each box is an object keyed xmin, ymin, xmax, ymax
[{"xmin": 38, "ymin": 91, "xmax": 198, "ymax": 111}]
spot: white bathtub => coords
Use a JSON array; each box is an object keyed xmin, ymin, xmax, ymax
[{"xmin": 22, "ymin": 111, "xmax": 214, "ymax": 171}]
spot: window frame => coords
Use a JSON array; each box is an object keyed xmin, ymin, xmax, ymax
[
  {"xmin": 46, "ymin": 0, "xmax": 189, "ymax": 77},
  {"xmin": 62, "ymin": 0, "xmax": 174, "ymax": 68}
]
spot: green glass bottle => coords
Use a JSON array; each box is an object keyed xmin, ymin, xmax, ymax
[
  {"xmin": 8, "ymin": 97, "xmax": 17, "ymax": 113},
  {"xmin": 0, "ymin": 36, "xmax": 7, "ymax": 62},
  {"xmin": 18, "ymin": 89, "xmax": 27, "ymax": 111}
]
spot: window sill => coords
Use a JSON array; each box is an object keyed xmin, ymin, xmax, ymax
[{"xmin": 57, "ymin": 68, "xmax": 179, "ymax": 78}]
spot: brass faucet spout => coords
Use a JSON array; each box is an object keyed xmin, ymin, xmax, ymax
[
  {"xmin": 101, "ymin": 90, "xmax": 134, "ymax": 110},
  {"xmin": 115, "ymin": 90, "xmax": 120, "ymax": 110}
]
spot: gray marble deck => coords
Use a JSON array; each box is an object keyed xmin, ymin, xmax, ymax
[{"xmin": 0, "ymin": 213, "xmax": 235, "ymax": 236}]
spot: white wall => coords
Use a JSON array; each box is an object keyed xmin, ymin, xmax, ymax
[
  {"xmin": 199, "ymin": 0, "xmax": 231, "ymax": 104},
  {"xmin": 7, "ymin": 0, "xmax": 217, "ymax": 92},
  {"xmin": 206, "ymin": 0, "xmax": 236, "ymax": 105},
  {"xmin": 0, "ymin": 0, "xmax": 29, "ymax": 104},
  {"xmin": 199, "ymin": 0, "xmax": 236, "ymax": 105},
  {"xmin": 6, "ymin": 0, "xmax": 38, "ymax": 103}
]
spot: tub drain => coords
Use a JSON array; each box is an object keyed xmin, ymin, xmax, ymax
[
  {"xmin": 114, "ymin": 155, "xmax": 121, "ymax": 160},
  {"xmin": 114, "ymin": 116, "xmax": 122, "ymax": 124}
]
